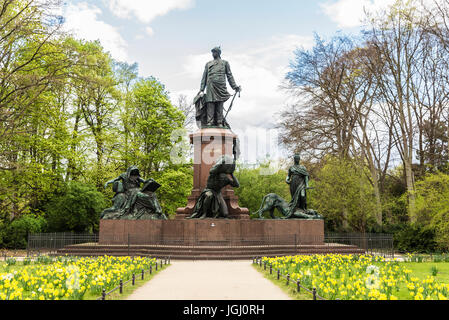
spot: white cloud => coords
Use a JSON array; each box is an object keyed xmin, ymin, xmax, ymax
[
  {"xmin": 320, "ymin": 0, "xmax": 395, "ymax": 28},
  {"xmin": 320, "ymin": 0, "xmax": 437, "ymax": 28},
  {"xmin": 145, "ymin": 27, "xmax": 155, "ymax": 37},
  {"xmin": 106, "ymin": 0, "xmax": 195, "ymax": 24},
  {"xmin": 170, "ymin": 35, "xmax": 314, "ymax": 163},
  {"xmin": 63, "ymin": 2, "xmax": 129, "ymax": 61}
]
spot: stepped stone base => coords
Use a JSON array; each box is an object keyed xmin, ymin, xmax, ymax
[
  {"xmin": 98, "ymin": 219, "xmax": 324, "ymax": 245},
  {"xmin": 56, "ymin": 243, "xmax": 365, "ymax": 260},
  {"xmin": 53, "ymin": 219, "xmax": 366, "ymax": 259}
]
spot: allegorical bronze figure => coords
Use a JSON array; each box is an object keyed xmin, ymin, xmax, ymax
[
  {"xmin": 194, "ymin": 46, "xmax": 241, "ymax": 128},
  {"xmin": 187, "ymin": 155, "xmax": 240, "ymax": 219},
  {"xmin": 101, "ymin": 166, "xmax": 166, "ymax": 220},
  {"xmin": 286, "ymin": 153, "xmax": 309, "ymax": 212},
  {"xmin": 253, "ymin": 154, "xmax": 323, "ymax": 220}
]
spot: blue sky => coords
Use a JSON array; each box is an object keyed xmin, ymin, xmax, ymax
[{"xmin": 61, "ymin": 0, "xmax": 399, "ymax": 163}]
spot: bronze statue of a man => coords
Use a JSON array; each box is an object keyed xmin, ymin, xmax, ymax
[{"xmin": 198, "ymin": 46, "xmax": 241, "ymax": 128}]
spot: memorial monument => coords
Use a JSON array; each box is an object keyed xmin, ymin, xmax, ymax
[
  {"xmin": 95, "ymin": 46, "xmax": 329, "ymax": 256},
  {"xmin": 176, "ymin": 46, "xmax": 249, "ymax": 219}
]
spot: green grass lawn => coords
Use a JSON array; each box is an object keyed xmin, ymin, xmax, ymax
[{"xmin": 404, "ymin": 262, "xmax": 449, "ymax": 282}]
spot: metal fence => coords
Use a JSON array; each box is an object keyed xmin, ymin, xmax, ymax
[
  {"xmin": 253, "ymin": 257, "xmax": 327, "ymax": 300},
  {"xmin": 27, "ymin": 232, "xmax": 394, "ymax": 258},
  {"xmin": 325, "ymin": 233, "xmax": 394, "ymax": 258},
  {"xmin": 98, "ymin": 257, "xmax": 170, "ymax": 300},
  {"xmin": 27, "ymin": 232, "xmax": 98, "ymax": 251}
]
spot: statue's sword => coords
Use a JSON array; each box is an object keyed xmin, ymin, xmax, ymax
[{"xmin": 223, "ymin": 88, "xmax": 241, "ymax": 121}]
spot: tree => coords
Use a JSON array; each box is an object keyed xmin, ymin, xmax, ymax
[
  {"xmin": 3, "ymin": 214, "xmax": 47, "ymax": 249},
  {"xmin": 363, "ymin": 0, "xmax": 432, "ymax": 222},
  {"xmin": 310, "ymin": 156, "xmax": 377, "ymax": 233},
  {"xmin": 72, "ymin": 40, "xmax": 121, "ymax": 189},
  {"xmin": 175, "ymin": 94, "xmax": 196, "ymax": 130},
  {"xmin": 45, "ymin": 181, "xmax": 106, "ymax": 233},
  {"xmin": 282, "ymin": 35, "xmax": 392, "ymax": 226},
  {"xmin": 0, "ymin": 0, "xmax": 69, "ymax": 169},
  {"xmin": 152, "ymin": 166, "xmax": 193, "ymax": 217},
  {"xmin": 415, "ymin": 172, "xmax": 449, "ymax": 250},
  {"xmin": 234, "ymin": 162, "xmax": 290, "ymax": 215},
  {"xmin": 114, "ymin": 61, "xmax": 139, "ymax": 170},
  {"xmin": 282, "ymin": 34, "xmax": 358, "ymax": 160},
  {"xmin": 0, "ymin": 0, "xmax": 77, "ymax": 218},
  {"xmin": 125, "ymin": 77, "xmax": 186, "ymax": 177}
]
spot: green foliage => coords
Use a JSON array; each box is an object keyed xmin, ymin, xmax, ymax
[
  {"xmin": 152, "ymin": 165, "xmax": 193, "ymax": 216},
  {"xmin": 3, "ymin": 215, "xmax": 47, "ymax": 249},
  {"xmin": 0, "ymin": 30, "xmax": 191, "ymax": 244},
  {"xmin": 415, "ymin": 172, "xmax": 449, "ymax": 251},
  {"xmin": 5, "ymin": 258, "xmax": 17, "ymax": 266},
  {"xmin": 121, "ymin": 77, "xmax": 186, "ymax": 177},
  {"xmin": 310, "ymin": 157, "xmax": 377, "ymax": 232},
  {"xmin": 431, "ymin": 266, "xmax": 439, "ymax": 276},
  {"xmin": 392, "ymin": 224, "xmax": 438, "ymax": 253},
  {"xmin": 44, "ymin": 182, "xmax": 107, "ymax": 233},
  {"xmin": 234, "ymin": 162, "xmax": 290, "ymax": 216}
]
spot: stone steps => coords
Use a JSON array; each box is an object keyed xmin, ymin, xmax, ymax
[{"xmin": 56, "ymin": 243, "xmax": 365, "ymax": 259}]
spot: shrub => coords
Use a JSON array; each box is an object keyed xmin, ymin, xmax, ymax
[
  {"xmin": 415, "ymin": 172, "xmax": 449, "ymax": 251},
  {"xmin": 3, "ymin": 214, "xmax": 47, "ymax": 249},
  {"xmin": 44, "ymin": 181, "xmax": 106, "ymax": 233},
  {"xmin": 235, "ymin": 162, "xmax": 290, "ymax": 216},
  {"xmin": 393, "ymin": 224, "xmax": 438, "ymax": 253},
  {"xmin": 431, "ymin": 266, "xmax": 439, "ymax": 276},
  {"xmin": 152, "ymin": 166, "xmax": 193, "ymax": 217},
  {"xmin": 311, "ymin": 156, "xmax": 377, "ymax": 232}
]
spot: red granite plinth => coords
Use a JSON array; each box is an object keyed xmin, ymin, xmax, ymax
[
  {"xmin": 99, "ymin": 219, "xmax": 324, "ymax": 245},
  {"xmin": 176, "ymin": 128, "xmax": 249, "ymax": 219}
]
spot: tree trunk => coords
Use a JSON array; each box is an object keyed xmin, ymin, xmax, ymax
[{"xmin": 404, "ymin": 160, "xmax": 416, "ymax": 223}]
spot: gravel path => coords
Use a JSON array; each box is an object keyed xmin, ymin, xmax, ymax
[{"xmin": 127, "ymin": 260, "xmax": 291, "ymax": 300}]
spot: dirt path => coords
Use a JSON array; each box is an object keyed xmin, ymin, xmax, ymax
[{"xmin": 127, "ymin": 260, "xmax": 291, "ymax": 300}]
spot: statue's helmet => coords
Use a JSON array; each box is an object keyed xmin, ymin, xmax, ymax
[
  {"xmin": 294, "ymin": 153, "xmax": 301, "ymax": 161},
  {"xmin": 211, "ymin": 46, "xmax": 222, "ymax": 56}
]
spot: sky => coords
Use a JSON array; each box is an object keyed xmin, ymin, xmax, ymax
[{"xmin": 60, "ymin": 0, "xmax": 405, "ymax": 164}]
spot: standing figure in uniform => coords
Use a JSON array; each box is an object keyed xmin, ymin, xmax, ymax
[{"xmin": 198, "ymin": 46, "xmax": 241, "ymax": 128}]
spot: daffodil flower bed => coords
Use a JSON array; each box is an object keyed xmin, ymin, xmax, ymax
[
  {"xmin": 259, "ymin": 254, "xmax": 449, "ymax": 300},
  {"xmin": 0, "ymin": 256, "xmax": 157, "ymax": 300}
]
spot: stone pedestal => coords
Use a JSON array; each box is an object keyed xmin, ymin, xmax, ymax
[
  {"xmin": 99, "ymin": 219, "xmax": 324, "ymax": 245},
  {"xmin": 176, "ymin": 128, "xmax": 249, "ymax": 219}
]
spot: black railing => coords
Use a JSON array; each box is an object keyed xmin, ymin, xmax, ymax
[
  {"xmin": 325, "ymin": 233, "xmax": 394, "ymax": 258},
  {"xmin": 253, "ymin": 257, "xmax": 327, "ymax": 300},
  {"xmin": 27, "ymin": 232, "xmax": 98, "ymax": 250},
  {"xmin": 97, "ymin": 257, "xmax": 170, "ymax": 300},
  {"xmin": 27, "ymin": 232, "xmax": 394, "ymax": 258}
]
